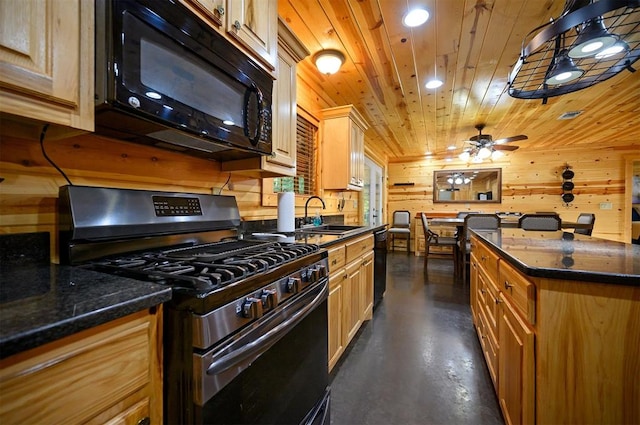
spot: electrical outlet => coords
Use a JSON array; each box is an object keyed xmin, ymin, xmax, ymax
[{"xmin": 599, "ymin": 202, "xmax": 612, "ymax": 210}]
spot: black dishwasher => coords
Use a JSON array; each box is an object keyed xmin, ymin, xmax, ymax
[{"xmin": 373, "ymin": 228, "xmax": 387, "ymax": 310}]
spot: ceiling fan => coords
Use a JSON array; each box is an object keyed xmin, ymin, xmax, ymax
[{"xmin": 460, "ymin": 124, "xmax": 528, "ymax": 162}]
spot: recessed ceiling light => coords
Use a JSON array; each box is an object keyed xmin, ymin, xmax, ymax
[
  {"xmin": 425, "ymin": 79, "xmax": 443, "ymax": 89},
  {"xmin": 447, "ymin": 145, "xmax": 456, "ymax": 150},
  {"xmin": 403, "ymin": 8, "xmax": 429, "ymax": 27}
]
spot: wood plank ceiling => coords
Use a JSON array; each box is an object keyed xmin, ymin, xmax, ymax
[{"xmin": 278, "ymin": 0, "xmax": 640, "ymax": 162}]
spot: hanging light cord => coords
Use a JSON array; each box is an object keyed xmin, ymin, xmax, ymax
[{"xmin": 39, "ymin": 124, "xmax": 73, "ymax": 186}]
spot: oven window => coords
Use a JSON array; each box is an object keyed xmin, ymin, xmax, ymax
[{"xmin": 195, "ymin": 300, "xmax": 328, "ymax": 425}]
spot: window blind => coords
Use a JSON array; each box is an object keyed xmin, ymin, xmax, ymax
[{"xmin": 273, "ymin": 115, "xmax": 316, "ymax": 195}]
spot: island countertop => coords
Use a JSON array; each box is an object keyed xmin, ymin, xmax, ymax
[{"xmin": 471, "ymin": 228, "xmax": 640, "ymax": 285}]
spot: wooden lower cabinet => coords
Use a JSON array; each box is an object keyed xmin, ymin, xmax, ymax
[
  {"xmin": 470, "ymin": 235, "xmax": 640, "ymax": 424},
  {"xmin": 498, "ymin": 293, "xmax": 534, "ymax": 425},
  {"xmin": 0, "ymin": 308, "xmax": 163, "ymax": 425},
  {"xmin": 327, "ymin": 234, "xmax": 374, "ymax": 372}
]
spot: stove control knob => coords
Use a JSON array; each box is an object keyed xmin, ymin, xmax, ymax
[
  {"xmin": 241, "ymin": 297, "xmax": 263, "ymax": 319},
  {"xmin": 309, "ymin": 267, "xmax": 319, "ymax": 283},
  {"xmin": 316, "ymin": 264, "xmax": 327, "ymax": 278},
  {"xmin": 261, "ymin": 289, "xmax": 278, "ymax": 310},
  {"xmin": 286, "ymin": 277, "xmax": 301, "ymax": 293}
]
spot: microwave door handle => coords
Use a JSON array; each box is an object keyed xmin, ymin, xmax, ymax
[
  {"xmin": 206, "ymin": 279, "xmax": 327, "ymax": 376},
  {"xmin": 244, "ymin": 83, "xmax": 263, "ymax": 145}
]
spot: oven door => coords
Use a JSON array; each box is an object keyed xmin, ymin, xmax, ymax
[{"xmin": 193, "ymin": 278, "xmax": 330, "ymax": 425}]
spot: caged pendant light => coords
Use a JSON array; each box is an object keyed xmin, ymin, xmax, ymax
[{"xmin": 508, "ymin": 0, "xmax": 640, "ymax": 101}]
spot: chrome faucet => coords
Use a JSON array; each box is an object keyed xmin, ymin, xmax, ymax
[{"xmin": 304, "ymin": 196, "xmax": 326, "ymax": 225}]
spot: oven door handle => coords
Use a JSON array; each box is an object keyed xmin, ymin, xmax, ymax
[{"xmin": 206, "ymin": 279, "xmax": 327, "ymax": 376}]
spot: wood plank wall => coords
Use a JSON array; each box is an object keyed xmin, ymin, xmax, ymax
[
  {"xmin": 388, "ymin": 143, "xmax": 639, "ymax": 245},
  {"xmin": 0, "ymin": 60, "xmax": 371, "ymax": 260}
]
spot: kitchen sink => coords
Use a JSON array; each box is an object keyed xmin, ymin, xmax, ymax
[{"xmin": 296, "ymin": 224, "xmax": 363, "ymax": 235}]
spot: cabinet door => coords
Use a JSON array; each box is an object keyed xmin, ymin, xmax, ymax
[
  {"xmin": 328, "ymin": 272, "xmax": 345, "ymax": 372},
  {"xmin": 181, "ymin": 0, "xmax": 225, "ymax": 29},
  {"xmin": 470, "ymin": 254, "xmax": 479, "ymax": 326},
  {"xmin": 343, "ymin": 260, "xmax": 362, "ymax": 345},
  {"xmin": 227, "ymin": 0, "xmax": 277, "ymax": 70},
  {"xmin": 498, "ymin": 295, "xmax": 534, "ymax": 425},
  {"xmin": 0, "ymin": 0, "xmax": 94, "ymax": 131},
  {"xmin": 269, "ymin": 40, "xmax": 297, "ymax": 170},
  {"xmin": 360, "ymin": 251, "xmax": 374, "ymax": 321}
]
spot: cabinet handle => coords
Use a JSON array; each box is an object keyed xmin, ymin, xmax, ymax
[
  {"xmin": 331, "ymin": 259, "xmax": 337, "ymax": 265},
  {"xmin": 481, "ymin": 255, "xmax": 487, "ymax": 261},
  {"xmin": 480, "ymin": 289, "xmax": 486, "ymax": 294},
  {"xmin": 504, "ymin": 280, "xmax": 513, "ymax": 290},
  {"xmin": 343, "ymin": 274, "xmax": 348, "ymax": 280},
  {"xmin": 233, "ymin": 20, "xmax": 241, "ymax": 30},
  {"xmin": 137, "ymin": 418, "xmax": 150, "ymax": 425},
  {"xmin": 495, "ymin": 298, "xmax": 502, "ymax": 304},
  {"xmin": 215, "ymin": 5, "xmax": 225, "ymax": 15}
]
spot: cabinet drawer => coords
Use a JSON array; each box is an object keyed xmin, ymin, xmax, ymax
[
  {"xmin": 0, "ymin": 311, "xmax": 154, "ymax": 425},
  {"xmin": 499, "ymin": 261, "xmax": 536, "ymax": 324},
  {"xmin": 472, "ymin": 237, "xmax": 499, "ymax": 282},
  {"xmin": 345, "ymin": 234, "xmax": 374, "ymax": 263},
  {"xmin": 328, "ymin": 245, "xmax": 346, "ymax": 274}
]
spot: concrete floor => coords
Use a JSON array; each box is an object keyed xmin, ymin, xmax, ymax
[{"xmin": 329, "ymin": 252, "xmax": 504, "ymax": 425}]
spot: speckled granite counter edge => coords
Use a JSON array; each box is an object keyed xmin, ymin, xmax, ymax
[{"xmin": 471, "ymin": 230, "xmax": 640, "ymax": 286}]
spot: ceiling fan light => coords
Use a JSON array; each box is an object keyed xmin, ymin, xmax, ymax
[
  {"xmin": 463, "ymin": 178, "xmax": 471, "ymax": 184},
  {"xmin": 491, "ymin": 150, "xmax": 504, "ymax": 160},
  {"xmin": 459, "ymin": 151, "xmax": 471, "ymax": 161},
  {"xmin": 313, "ymin": 50, "xmax": 345, "ymax": 75},
  {"xmin": 472, "ymin": 156, "xmax": 484, "ymax": 164},
  {"xmin": 454, "ymin": 177, "xmax": 463, "ymax": 185},
  {"xmin": 545, "ymin": 52, "xmax": 584, "ymax": 85},
  {"xmin": 425, "ymin": 79, "xmax": 443, "ymax": 89},
  {"xmin": 403, "ymin": 8, "xmax": 430, "ymax": 27},
  {"xmin": 594, "ymin": 40, "xmax": 629, "ymax": 59},
  {"xmin": 568, "ymin": 17, "xmax": 618, "ymax": 59},
  {"xmin": 478, "ymin": 146, "xmax": 492, "ymax": 159},
  {"xmin": 447, "ymin": 178, "xmax": 454, "ymax": 184}
]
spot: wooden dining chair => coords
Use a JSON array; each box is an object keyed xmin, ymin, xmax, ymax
[
  {"xmin": 574, "ymin": 213, "xmax": 596, "ymax": 235},
  {"xmin": 459, "ymin": 214, "xmax": 500, "ymax": 282},
  {"xmin": 388, "ymin": 210, "xmax": 411, "ymax": 253},
  {"xmin": 421, "ymin": 213, "xmax": 458, "ymax": 274},
  {"xmin": 518, "ymin": 214, "xmax": 561, "ymax": 231}
]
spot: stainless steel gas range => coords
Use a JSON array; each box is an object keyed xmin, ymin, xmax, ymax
[{"xmin": 59, "ymin": 185, "xmax": 330, "ymax": 425}]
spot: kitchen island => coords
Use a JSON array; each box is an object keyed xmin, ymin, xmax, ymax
[{"xmin": 470, "ymin": 229, "xmax": 639, "ymax": 425}]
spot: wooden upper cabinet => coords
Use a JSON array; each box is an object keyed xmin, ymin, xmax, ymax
[
  {"xmin": 221, "ymin": 18, "xmax": 309, "ymax": 178},
  {"xmin": 180, "ymin": 0, "xmax": 277, "ymax": 74},
  {"xmin": 182, "ymin": 0, "xmax": 226, "ymax": 29},
  {"xmin": 227, "ymin": 0, "xmax": 278, "ymax": 71},
  {"xmin": 0, "ymin": 0, "xmax": 94, "ymax": 132},
  {"xmin": 321, "ymin": 105, "xmax": 369, "ymax": 191}
]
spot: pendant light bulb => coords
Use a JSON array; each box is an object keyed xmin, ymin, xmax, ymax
[
  {"xmin": 568, "ymin": 17, "xmax": 618, "ymax": 59},
  {"xmin": 545, "ymin": 51, "xmax": 584, "ymax": 85}
]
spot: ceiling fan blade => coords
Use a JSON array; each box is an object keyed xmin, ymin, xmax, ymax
[
  {"xmin": 493, "ymin": 144, "xmax": 519, "ymax": 151},
  {"xmin": 493, "ymin": 134, "xmax": 528, "ymax": 144}
]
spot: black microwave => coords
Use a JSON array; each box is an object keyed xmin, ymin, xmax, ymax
[{"xmin": 95, "ymin": 0, "xmax": 273, "ymax": 162}]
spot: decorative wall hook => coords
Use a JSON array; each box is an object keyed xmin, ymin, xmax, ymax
[{"xmin": 561, "ymin": 164, "xmax": 575, "ymax": 205}]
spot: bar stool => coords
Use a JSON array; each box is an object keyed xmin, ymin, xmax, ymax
[{"xmin": 389, "ymin": 210, "xmax": 411, "ymax": 253}]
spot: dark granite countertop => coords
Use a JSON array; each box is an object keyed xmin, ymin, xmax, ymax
[
  {"xmin": 293, "ymin": 224, "xmax": 388, "ymax": 248},
  {"xmin": 0, "ymin": 233, "xmax": 172, "ymax": 359},
  {"xmin": 472, "ymin": 229, "xmax": 640, "ymax": 285}
]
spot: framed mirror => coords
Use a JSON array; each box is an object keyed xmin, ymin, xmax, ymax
[{"xmin": 433, "ymin": 168, "xmax": 502, "ymax": 203}]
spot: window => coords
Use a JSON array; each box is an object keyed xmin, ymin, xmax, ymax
[{"xmin": 273, "ymin": 115, "xmax": 317, "ymax": 195}]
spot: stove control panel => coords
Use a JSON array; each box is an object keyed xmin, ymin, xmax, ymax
[
  {"xmin": 192, "ymin": 256, "xmax": 329, "ymax": 350},
  {"xmin": 153, "ymin": 195, "xmax": 203, "ymax": 216}
]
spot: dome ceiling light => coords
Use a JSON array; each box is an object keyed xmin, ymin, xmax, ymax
[
  {"xmin": 508, "ymin": 0, "xmax": 639, "ymax": 101},
  {"xmin": 403, "ymin": 8, "xmax": 430, "ymax": 27},
  {"xmin": 313, "ymin": 49, "xmax": 345, "ymax": 75}
]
